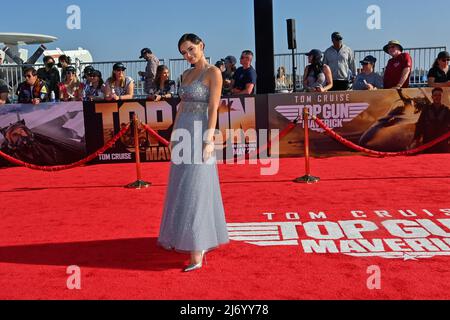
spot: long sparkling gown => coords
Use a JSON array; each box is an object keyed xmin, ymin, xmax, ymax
[{"xmin": 158, "ymin": 67, "xmax": 229, "ymax": 253}]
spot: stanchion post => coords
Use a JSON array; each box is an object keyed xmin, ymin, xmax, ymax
[
  {"xmin": 294, "ymin": 107, "xmax": 320, "ymax": 184},
  {"xmin": 125, "ymin": 114, "xmax": 151, "ymax": 189}
]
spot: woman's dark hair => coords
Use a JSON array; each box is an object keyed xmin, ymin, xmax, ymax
[
  {"xmin": 178, "ymin": 33, "xmax": 204, "ymax": 53},
  {"xmin": 91, "ymin": 70, "xmax": 104, "ymax": 88},
  {"xmin": 154, "ymin": 65, "xmax": 170, "ymax": 88},
  {"xmin": 432, "ymin": 87, "xmax": 444, "ymax": 95},
  {"xmin": 23, "ymin": 67, "xmax": 37, "ymax": 76},
  {"xmin": 432, "ymin": 58, "xmax": 439, "ymax": 69}
]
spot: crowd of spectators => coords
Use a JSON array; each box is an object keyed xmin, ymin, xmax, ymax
[{"xmin": 0, "ymin": 37, "xmax": 448, "ymax": 106}]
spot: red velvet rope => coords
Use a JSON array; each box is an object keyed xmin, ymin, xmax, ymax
[
  {"xmin": 141, "ymin": 120, "xmax": 297, "ymax": 160},
  {"xmin": 141, "ymin": 123, "xmax": 170, "ymax": 146},
  {"xmin": 312, "ymin": 116, "xmax": 450, "ymax": 157},
  {"xmin": 236, "ymin": 122, "xmax": 298, "ymax": 161},
  {"xmin": 0, "ymin": 123, "xmax": 131, "ymax": 171}
]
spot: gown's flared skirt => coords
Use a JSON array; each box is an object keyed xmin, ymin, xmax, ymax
[{"xmin": 158, "ymin": 111, "xmax": 229, "ymax": 253}]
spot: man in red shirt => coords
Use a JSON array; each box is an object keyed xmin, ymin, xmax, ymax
[{"xmin": 383, "ymin": 40, "xmax": 412, "ymax": 89}]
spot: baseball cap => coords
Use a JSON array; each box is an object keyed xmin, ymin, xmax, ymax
[
  {"xmin": 332, "ymin": 32, "xmax": 343, "ymax": 41},
  {"xmin": 305, "ymin": 49, "xmax": 323, "ymax": 58},
  {"xmin": 91, "ymin": 70, "xmax": 102, "ymax": 78},
  {"xmin": 437, "ymin": 51, "xmax": 450, "ymax": 60},
  {"xmin": 224, "ymin": 55, "xmax": 237, "ymax": 65},
  {"xmin": 113, "ymin": 62, "xmax": 127, "ymax": 71},
  {"xmin": 360, "ymin": 55, "xmax": 377, "ymax": 65},
  {"xmin": 139, "ymin": 48, "xmax": 152, "ymax": 59},
  {"xmin": 66, "ymin": 66, "xmax": 77, "ymax": 73},
  {"xmin": 83, "ymin": 65, "xmax": 95, "ymax": 74}
]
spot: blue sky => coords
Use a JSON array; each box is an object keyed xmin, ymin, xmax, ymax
[{"xmin": 1, "ymin": 0, "xmax": 448, "ymax": 62}]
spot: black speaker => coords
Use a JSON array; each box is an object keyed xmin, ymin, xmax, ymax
[{"xmin": 287, "ymin": 19, "xmax": 297, "ymax": 50}]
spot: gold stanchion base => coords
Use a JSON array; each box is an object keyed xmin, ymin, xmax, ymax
[
  {"xmin": 125, "ymin": 180, "xmax": 152, "ymax": 189},
  {"xmin": 293, "ymin": 175, "xmax": 321, "ymax": 184}
]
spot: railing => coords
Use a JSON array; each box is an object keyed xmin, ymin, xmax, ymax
[
  {"xmin": 274, "ymin": 46, "xmax": 447, "ymax": 91},
  {"xmin": 0, "ymin": 47, "xmax": 445, "ymax": 102}
]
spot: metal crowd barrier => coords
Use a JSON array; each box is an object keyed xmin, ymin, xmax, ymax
[
  {"xmin": 274, "ymin": 46, "xmax": 447, "ymax": 91},
  {"xmin": 0, "ymin": 47, "xmax": 446, "ymax": 101}
]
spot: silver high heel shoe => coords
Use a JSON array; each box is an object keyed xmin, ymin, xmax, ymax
[{"xmin": 183, "ymin": 250, "xmax": 207, "ymax": 272}]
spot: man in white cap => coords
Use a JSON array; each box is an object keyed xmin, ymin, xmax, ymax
[{"xmin": 383, "ymin": 40, "xmax": 412, "ymax": 89}]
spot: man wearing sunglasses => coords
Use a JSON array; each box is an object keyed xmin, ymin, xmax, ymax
[
  {"xmin": 37, "ymin": 56, "xmax": 61, "ymax": 99},
  {"xmin": 383, "ymin": 40, "xmax": 412, "ymax": 89},
  {"xmin": 231, "ymin": 50, "xmax": 257, "ymax": 95},
  {"xmin": 323, "ymin": 32, "xmax": 356, "ymax": 91},
  {"xmin": 16, "ymin": 67, "xmax": 49, "ymax": 104},
  {"xmin": 428, "ymin": 51, "xmax": 450, "ymax": 88}
]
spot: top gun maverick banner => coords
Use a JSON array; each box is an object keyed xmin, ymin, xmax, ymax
[
  {"xmin": 269, "ymin": 88, "xmax": 450, "ymax": 157},
  {"xmin": 0, "ymin": 88, "xmax": 448, "ymax": 166},
  {"xmin": 83, "ymin": 96, "xmax": 265, "ymax": 164}
]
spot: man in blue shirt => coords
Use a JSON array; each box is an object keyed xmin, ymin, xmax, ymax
[{"xmin": 232, "ymin": 50, "xmax": 257, "ymax": 95}]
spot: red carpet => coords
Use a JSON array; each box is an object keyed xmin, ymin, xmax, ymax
[{"xmin": 0, "ymin": 155, "xmax": 449, "ymax": 300}]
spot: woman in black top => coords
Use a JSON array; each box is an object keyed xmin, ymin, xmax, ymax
[{"xmin": 428, "ymin": 51, "xmax": 450, "ymax": 88}]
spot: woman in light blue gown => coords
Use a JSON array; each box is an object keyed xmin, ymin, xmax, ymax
[{"xmin": 158, "ymin": 34, "xmax": 229, "ymax": 272}]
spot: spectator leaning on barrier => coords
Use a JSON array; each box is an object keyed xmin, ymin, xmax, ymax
[
  {"xmin": 232, "ymin": 50, "xmax": 257, "ymax": 95},
  {"xmin": 383, "ymin": 40, "xmax": 412, "ymax": 89},
  {"xmin": 58, "ymin": 66, "xmax": 84, "ymax": 101},
  {"xmin": 303, "ymin": 49, "xmax": 333, "ymax": 93},
  {"xmin": 84, "ymin": 70, "xmax": 106, "ymax": 101},
  {"xmin": 37, "ymin": 56, "xmax": 61, "ymax": 99},
  {"xmin": 323, "ymin": 32, "xmax": 356, "ymax": 91},
  {"xmin": 139, "ymin": 48, "xmax": 160, "ymax": 95},
  {"xmin": 428, "ymin": 51, "xmax": 450, "ymax": 88},
  {"xmin": 0, "ymin": 79, "xmax": 9, "ymax": 105},
  {"xmin": 411, "ymin": 87, "xmax": 450, "ymax": 153},
  {"xmin": 17, "ymin": 67, "xmax": 49, "ymax": 104},
  {"xmin": 223, "ymin": 55, "xmax": 237, "ymax": 96},
  {"xmin": 105, "ymin": 62, "xmax": 135, "ymax": 101},
  {"xmin": 353, "ymin": 55, "xmax": 384, "ymax": 91},
  {"xmin": 148, "ymin": 65, "xmax": 175, "ymax": 102}
]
